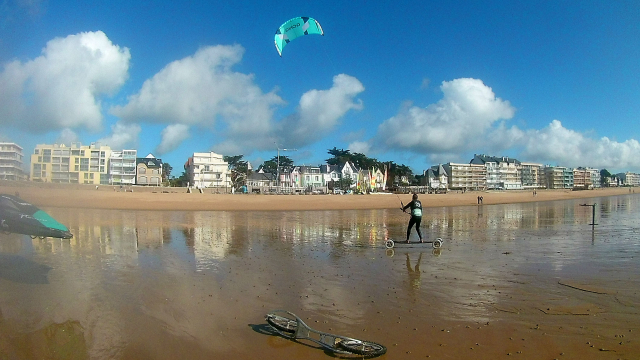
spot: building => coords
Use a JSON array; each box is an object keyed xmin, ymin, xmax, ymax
[
  {"xmin": 0, "ymin": 142, "xmax": 25, "ymax": 180},
  {"xmin": 544, "ymin": 166, "xmax": 573, "ymax": 189},
  {"xmin": 520, "ymin": 162, "xmax": 544, "ymax": 189},
  {"xmin": 423, "ymin": 164, "xmax": 448, "ymax": 192},
  {"xmin": 588, "ymin": 168, "xmax": 601, "ymax": 188},
  {"xmin": 470, "ymin": 154, "xmax": 522, "ymax": 190},
  {"xmin": 109, "ymin": 150, "xmax": 137, "ymax": 185},
  {"xmin": 617, "ymin": 172, "xmax": 640, "ymax": 187},
  {"xmin": 136, "ymin": 154, "xmax": 163, "ymax": 186},
  {"xmin": 184, "ymin": 152, "xmax": 230, "ymax": 189},
  {"xmin": 31, "ymin": 143, "xmax": 111, "ymax": 184},
  {"xmin": 443, "ymin": 162, "xmax": 486, "ymax": 191},
  {"xmin": 573, "ymin": 167, "xmax": 590, "ymax": 189}
]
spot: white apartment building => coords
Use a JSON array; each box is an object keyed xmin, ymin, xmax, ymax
[
  {"xmin": 109, "ymin": 150, "xmax": 137, "ymax": 185},
  {"xmin": 185, "ymin": 152, "xmax": 231, "ymax": 189},
  {"xmin": 0, "ymin": 142, "xmax": 25, "ymax": 180},
  {"xmin": 443, "ymin": 162, "xmax": 486, "ymax": 190},
  {"xmin": 471, "ymin": 154, "xmax": 522, "ymax": 190}
]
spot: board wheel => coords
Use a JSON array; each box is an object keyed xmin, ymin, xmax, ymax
[
  {"xmin": 384, "ymin": 239, "xmax": 395, "ymax": 249},
  {"xmin": 433, "ymin": 238, "xmax": 443, "ymax": 249}
]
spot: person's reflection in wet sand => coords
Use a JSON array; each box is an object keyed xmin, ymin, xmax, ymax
[{"xmin": 406, "ymin": 252, "xmax": 423, "ymax": 298}]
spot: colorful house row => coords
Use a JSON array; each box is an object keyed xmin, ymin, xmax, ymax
[{"xmin": 246, "ymin": 162, "xmax": 388, "ymax": 193}]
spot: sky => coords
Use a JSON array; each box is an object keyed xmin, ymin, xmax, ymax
[{"xmin": 1, "ymin": 0, "xmax": 639, "ymax": 176}]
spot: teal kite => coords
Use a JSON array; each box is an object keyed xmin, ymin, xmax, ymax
[{"xmin": 274, "ymin": 17, "xmax": 324, "ymax": 56}]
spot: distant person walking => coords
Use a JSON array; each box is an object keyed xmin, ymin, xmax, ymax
[{"xmin": 402, "ymin": 193, "xmax": 423, "ymax": 243}]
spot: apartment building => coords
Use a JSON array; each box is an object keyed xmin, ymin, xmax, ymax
[
  {"xmin": 573, "ymin": 167, "xmax": 590, "ymax": 189},
  {"xmin": 109, "ymin": 150, "xmax": 137, "ymax": 185},
  {"xmin": 588, "ymin": 168, "xmax": 601, "ymax": 188},
  {"xmin": 544, "ymin": 166, "xmax": 573, "ymax": 189},
  {"xmin": 471, "ymin": 154, "xmax": 522, "ymax": 190},
  {"xmin": 617, "ymin": 172, "xmax": 640, "ymax": 186},
  {"xmin": 0, "ymin": 142, "xmax": 25, "ymax": 180},
  {"xmin": 443, "ymin": 162, "xmax": 486, "ymax": 190},
  {"xmin": 31, "ymin": 143, "xmax": 111, "ymax": 184},
  {"xmin": 185, "ymin": 152, "xmax": 230, "ymax": 188},
  {"xmin": 520, "ymin": 162, "xmax": 544, "ymax": 189}
]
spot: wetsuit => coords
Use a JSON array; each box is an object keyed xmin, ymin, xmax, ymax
[{"xmin": 403, "ymin": 199, "xmax": 423, "ymax": 241}]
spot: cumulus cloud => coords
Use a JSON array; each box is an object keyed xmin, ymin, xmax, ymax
[
  {"xmin": 156, "ymin": 124, "xmax": 190, "ymax": 155},
  {"xmin": 111, "ymin": 44, "xmax": 286, "ymax": 152},
  {"xmin": 348, "ymin": 141, "xmax": 371, "ymax": 154},
  {"xmin": 111, "ymin": 45, "xmax": 283, "ymax": 128},
  {"xmin": 279, "ymin": 74, "xmax": 364, "ymax": 147},
  {"xmin": 56, "ymin": 128, "xmax": 80, "ymax": 145},
  {"xmin": 521, "ymin": 120, "xmax": 640, "ymax": 170},
  {"xmin": 376, "ymin": 78, "xmax": 516, "ymax": 154},
  {"xmin": 0, "ymin": 31, "xmax": 130, "ymax": 132},
  {"xmin": 97, "ymin": 121, "xmax": 141, "ymax": 149}
]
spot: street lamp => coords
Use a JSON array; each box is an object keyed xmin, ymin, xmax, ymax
[{"xmin": 275, "ymin": 142, "xmax": 297, "ymax": 191}]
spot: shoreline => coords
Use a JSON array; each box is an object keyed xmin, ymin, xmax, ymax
[{"xmin": 1, "ymin": 180, "xmax": 636, "ymax": 211}]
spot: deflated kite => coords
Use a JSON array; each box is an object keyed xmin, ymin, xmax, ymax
[
  {"xmin": 0, "ymin": 194, "xmax": 73, "ymax": 239},
  {"xmin": 274, "ymin": 16, "xmax": 324, "ymax": 56}
]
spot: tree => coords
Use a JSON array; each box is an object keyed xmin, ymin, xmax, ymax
[
  {"xmin": 260, "ymin": 155, "xmax": 293, "ymax": 174},
  {"xmin": 600, "ymin": 169, "xmax": 612, "ymax": 186},
  {"xmin": 169, "ymin": 170, "xmax": 189, "ymax": 187},
  {"xmin": 326, "ymin": 147, "xmax": 352, "ymax": 166},
  {"xmin": 223, "ymin": 155, "xmax": 250, "ymax": 190},
  {"xmin": 162, "ymin": 162, "xmax": 173, "ymax": 184}
]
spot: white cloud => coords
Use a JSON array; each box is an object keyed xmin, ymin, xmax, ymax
[
  {"xmin": 376, "ymin": 78, "xmax": 515, "ymax": 153},
  {"xmin": 97, "ymin": 121, "xmax": 141, "ymax": 149},
  {"xmin": 111, "ymin": 45, "xmax": 283, "ymax": 131},
  {"xmin": 56, "ymin": 128, "xmax": 79, "ymax": 145},
  {"xmin": 521, "ymin": 120, "xmax": 640, "ymax": 170},
  {"xmin": 348, "ymin": 141, "xmax": 371, "ymax": 154},
  {"xmin": 279, "ymin": 74, "xmax": 364, "ymax": 147},
  {"xmin": 0, "ymin": 31, "xmax": 130, "ymax": 132},
  {"xmin": 156, "ymin": 124, "xmax": 190, "ymax": 155}
]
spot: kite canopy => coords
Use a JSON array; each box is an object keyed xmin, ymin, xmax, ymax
[
  {"xmin": 0, "ymin": 194, "xmax": 73, "ymax": 239},
  {"xmin": 274, "ymin": 16, "xmax": 324, "ymax": 56}
]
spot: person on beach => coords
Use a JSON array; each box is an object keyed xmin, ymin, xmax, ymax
[{"xmin": 402, "ymin": 193, "xmax": 423, "ymax": 243}]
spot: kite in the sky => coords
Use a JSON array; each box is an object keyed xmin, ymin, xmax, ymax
[
  {"xmin": 274, "ymin": 16, "xmax": 324, "ymax": 56},
  {"xmin": 0, "ymin": 194, "xmax": 73, "ymax": 239}
]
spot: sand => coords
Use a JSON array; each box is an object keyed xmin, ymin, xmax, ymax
[{"xmin": 0, "ymin": 180, "xmax": 634, "ymax": 211}]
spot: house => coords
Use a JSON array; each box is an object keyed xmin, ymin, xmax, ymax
[
  {"xmin": 136, "ymin": 154, "xmax": 163, "ymax": 186},
  {"xmin": 424, "ymin": 164, "xmax": 448, "ymax": 192},
  {"xmin": 299, "ymin": 165, "xmax": 323, "ymax": 190},
  {"xmin": 247, "ymin": 171, "xmax": 276, "ymax": 190}
]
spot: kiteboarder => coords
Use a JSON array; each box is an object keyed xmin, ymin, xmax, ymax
[{"xmin": 402, "ymin": 193, "xmax": 423, "ymax": 243}]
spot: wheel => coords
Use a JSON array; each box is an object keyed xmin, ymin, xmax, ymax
[
  {"xmin": 384, "ymin": 239, "xmax": 395, "ymax": 249},
  {"xmin": 338, "ymin": 339, "xmax": 387, "ymax": 356},
  {"xmin": 432, "ymin": 238, "xmax": 443, "ymax": 249},
  {"xmin": 266, "ymin": 314, "xmax": 297, "ymax": 333}
]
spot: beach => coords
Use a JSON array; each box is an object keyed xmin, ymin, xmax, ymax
[
  {"xmin": 1, "ymin": 180, "xmax": 639, "ymax": 359},
  {"xmin": 0, "ymin": 180, "xmax": 634, "ymax": 211}
]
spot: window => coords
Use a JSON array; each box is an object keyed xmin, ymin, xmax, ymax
[{"xmin": 139, "ymin": 168, "xmax": 146, "ymax": 174}]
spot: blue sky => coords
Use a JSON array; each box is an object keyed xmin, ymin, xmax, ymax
[{"xmin": 1, "ymin": 0, "xmax": 639, "ymax": 175}]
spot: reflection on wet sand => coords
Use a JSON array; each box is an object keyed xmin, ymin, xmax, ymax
[{"xmin": 0, "ymin": 194, "xmax": 638, "ymax": 359}]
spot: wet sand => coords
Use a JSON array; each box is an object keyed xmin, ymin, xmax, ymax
[
  {"xmin": 0, "ymin": 180, "xmax": 634, "ymax": 211},
  {"xmin": 0, "ymin": 181, "xmax": 639, "ymax": 359}
]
